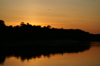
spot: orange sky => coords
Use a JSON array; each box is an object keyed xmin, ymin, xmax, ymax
[{"xmin": 0, "ymin": 0, "xmax": 100, "ymax": 34}]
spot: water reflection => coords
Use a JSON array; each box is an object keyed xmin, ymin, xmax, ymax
[{"xmin": 0, "ymin": 41, "xmax": 91, "ymax": 64}]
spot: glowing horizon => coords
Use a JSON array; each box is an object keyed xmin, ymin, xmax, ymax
[{"xmin": 0, "ymin": 0, "xmax": 100, "ymax": 34}]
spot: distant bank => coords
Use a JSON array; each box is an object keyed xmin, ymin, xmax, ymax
[{"xmin": 0, "ymin": 20, "xmax": 100, "ymax": 44}]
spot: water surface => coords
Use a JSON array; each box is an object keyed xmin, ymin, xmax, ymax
[{"xmin": 0, "ymin": 42, "xmax": 100, "ymax": 66}]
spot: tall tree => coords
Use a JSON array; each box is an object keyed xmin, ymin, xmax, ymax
[{"xmin": 0, "ymin": 20, "xmax": 5, "ymax": 27}]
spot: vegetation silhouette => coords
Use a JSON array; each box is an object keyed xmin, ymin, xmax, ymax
[
  {"xmin": 0, "ymin": 20, "xmax": 98, "ymax": 64},
  {"xmin": 0, "ymin": 20, "xmax": 100, "ymax": 43},
  {"xmin": 0, "ymin": 42, "xmax": 91, "ymax": 64}
]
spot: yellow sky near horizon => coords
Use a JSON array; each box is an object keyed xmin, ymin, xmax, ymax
[{"xmin": 0, "ymin": 0, "xmax": 100, "ymax": 34}]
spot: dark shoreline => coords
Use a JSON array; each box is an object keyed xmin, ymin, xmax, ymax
[{"xmin": 0, "ymin": 20, "xmax": 100, "ymax": 42}]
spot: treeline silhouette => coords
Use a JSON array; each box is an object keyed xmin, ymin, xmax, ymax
[
  {"xmin": 0, "ymin": 20, "xmax": 96, "ymax": 64},
  {"xmin": 0, "ymin": 42, "xmax": 91, "ymax": 64},
  {"xmin": 0, "ymin": 20, "xmax": 100, "ymax": 43}
]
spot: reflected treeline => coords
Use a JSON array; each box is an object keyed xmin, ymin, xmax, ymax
[
  {"xmin": 0, "ymin": 20, "xmax": 100, "ymax": 42},
  {"xmin": 0, "ymin": 41, "xmax": 91, "ymax": 64}
]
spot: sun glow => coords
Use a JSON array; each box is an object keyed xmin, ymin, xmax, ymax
[{"xmin": 0, "ymin": 0, "xmax": 100, "ymax": 34}]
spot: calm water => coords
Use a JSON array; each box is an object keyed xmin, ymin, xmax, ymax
[{"xmin": 0, "ymin": 42, "xmax": 100, "ymax": 66}]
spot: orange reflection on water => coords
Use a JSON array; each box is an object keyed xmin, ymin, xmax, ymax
[{"xmin": 1, "ymin": 42, "xmax": 100, "ymax": 66}]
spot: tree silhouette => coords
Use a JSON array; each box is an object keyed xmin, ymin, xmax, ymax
[
  {"xmin": 47, "ymin": 25, "xmax": 51, "ymax": 29},
  {"xmin": 0, "ymin": 20, "xmax": 100, "ymax": 42},
  {"xmin": 20, "ymin": 22, "xmax": 25, "ymax": 27},
  {"xmin": 0, "ymin": 20, "xmax": 5, "ymax": 27}
]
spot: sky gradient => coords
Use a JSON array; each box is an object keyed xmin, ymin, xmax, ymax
[{"xmin": 0, "ymin": 0, "xmax": 100, "ymax": 34}]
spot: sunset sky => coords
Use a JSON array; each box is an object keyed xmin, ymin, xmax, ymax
[{"xmin": 0, "ymin": 0, "xmax": 100, "ymax": 34}]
